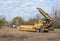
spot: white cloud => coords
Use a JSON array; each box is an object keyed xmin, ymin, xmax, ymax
[
  {"xmin": 0, "ymin": 0, "xmax": 45, "ymax": 21},
  {"xmin": 38, "ymin": 0, "xmax": 44, "ymax": 3}
]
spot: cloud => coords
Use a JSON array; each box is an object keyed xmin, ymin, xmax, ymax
[
  {"xmin": 0, "ymin": 0, "xmax": 59, "ymax": 21},
  {"xmin": 0, "ymin": 0, "xmax": 45, "ymax": 21},
  {"xmin": 38, "ymin": 0, "xmax": 44, "ymax": 3}
]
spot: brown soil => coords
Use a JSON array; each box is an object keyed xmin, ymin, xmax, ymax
[{"xmin": 0, "ymin": 27, "xmax": 60, "ymax": 41}]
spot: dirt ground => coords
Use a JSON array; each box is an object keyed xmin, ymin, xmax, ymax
[{"xmin": 0, "ymin": 27, "xmax": 60, "ymax": 41}]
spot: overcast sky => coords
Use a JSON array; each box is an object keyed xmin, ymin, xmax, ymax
[{"xmin": 0, "ymin": 0, "xmax": 60, "ymax": 21}]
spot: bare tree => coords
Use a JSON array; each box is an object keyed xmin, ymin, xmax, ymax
[{"xmin": 52, "ymin": 7, "xmax": 60, "ymax": 28}]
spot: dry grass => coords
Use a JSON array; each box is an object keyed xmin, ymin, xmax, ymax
[{"xmin": 0, "ymin": 27, "xmax": 60, "ymax": 41}]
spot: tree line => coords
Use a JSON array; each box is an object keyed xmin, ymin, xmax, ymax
[{"xmin": 0, "ymin": 7, "xmax": 60, "ymax": 28}]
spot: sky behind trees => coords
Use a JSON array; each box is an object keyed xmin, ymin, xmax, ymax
[{"xmin": 0, "ymin": 0, "xmax": 60, "ymax": 21}]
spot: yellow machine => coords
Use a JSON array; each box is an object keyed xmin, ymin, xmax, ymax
[{"xmin": 17, "ymin": 8, "xmax": 55, "ymax": 32}]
